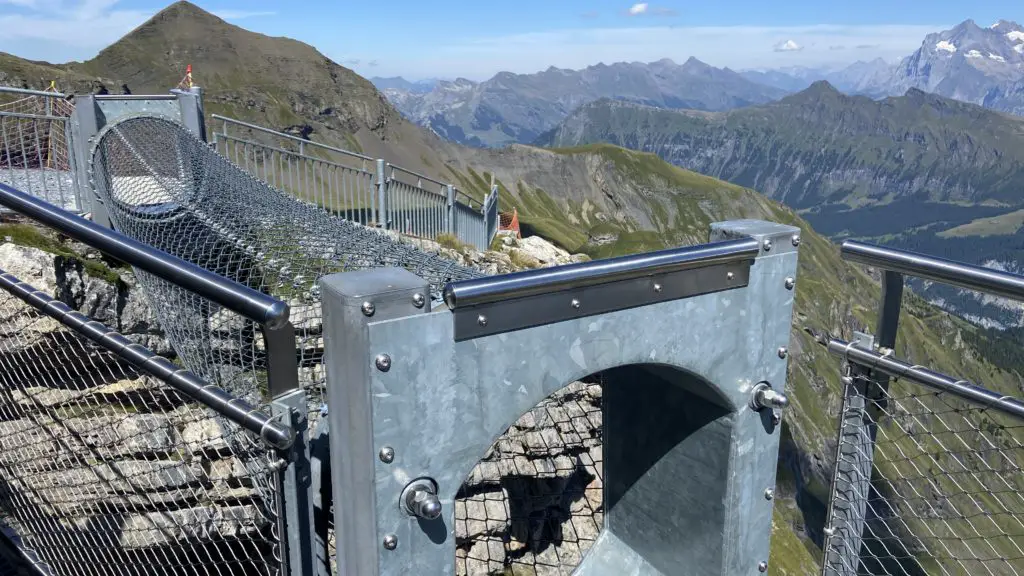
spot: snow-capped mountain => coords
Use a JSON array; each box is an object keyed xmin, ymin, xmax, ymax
[{"xmin": 871, "ymin": 19, "xmax": 1024, "ymax": 114}]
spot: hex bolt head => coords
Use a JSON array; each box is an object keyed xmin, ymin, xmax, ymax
[
  {"xmin": 758, "ymin": 560, "xmax": 768, "ymax": 572},
  {"xmin": 383, "ymin": 534, "xmax": 398, "ymax": 550},
  {"xmin": 412, "ymin": 293, "xmax": 425, "ymax": 308},
  {"xmin": 764, "ymin": 488, "xmax": 775, "ymax": 501},
  {"xmin": 375, "ymin": 354, "xmax": 391, "ymax": 372},
  {"xmin": 361, "ymin": 301, "xmax": 375, "ymax": 316},
  {"xmin": 762, "ymin": 239, "xmax": 772, "ymax": 251},
  {"xmin": 727, "ymin": 271, "xmax": 735, "ymax": 281},
  {"xmin": 771, "ymin": 412, "xmax": 782, "ymax": 426},
  {"xmin": 477, "ymin": 315, "xmax": 488, "ymax": 327},
  {"xmin": 571, "ymin": 298, "xmax": 581, "ymax": 309},
  {"xmin": 791, "ymin": 234, "xmax": 801, "ymax": 247},
  {"xmin": 777, "ymin": 347, "xmax": 788, "ymax": 359},
  {"xmin": 653, "ymin": 283, "xmax": 663, "ymax": 293},
  {"xmin": 784, "ymin": 277, "xmax": 795, "ymax": 290},
  {"xmin": 379, "ymin": 446, "xmax": 395, "ymax": 463}
]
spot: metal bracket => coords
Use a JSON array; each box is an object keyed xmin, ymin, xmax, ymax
[{"xmin": 452, "ymin": 260, "xmax": 750, "ymax": 341}]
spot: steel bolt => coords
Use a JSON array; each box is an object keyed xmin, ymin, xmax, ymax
[
  {"xmin": 361, "ymin": 301, "xmax": 375, "ymax": 316},
  {"xmin": 758, "ymin": 560, "xmax": 768, "ymax": 572},
  {"xmin": 653, "ymin": 283, "xmax": 663, "ymax": 293},
  {"xmin": 571, "ymin": 298, "xmax": 581, "ymax": 309},
  {"xmin": 791, "ymin": 234, "xmax": 801, "ymax": 247},
  {"xmin": 477, "ymin": 315, "xmax": 488, "ymax": 327},
  {"xmin": 379, "ymin": 446, "xmax": 395, "ymax": 463},
  {"xmin": 375, "ymin": 354, "xmax": 391, "ymax": 372},
  {"xmin": 383, "ymin": 534, "xmax": 398, "ymax": 550},
  {"xmin": 784, "ymin": 277, "xmax": 795, "ymax": 290},
  {"xmin": 824, "ymin": 527, "xmax": 835, "ymax": 537},
  {"xmin": 727, "ymin": 271, "xmax": 735, "ymax": 281},
  {"xmin": 764, "ymin": 488, "xmax": 775, "ymax": 501},
  {"xmin": 777, "ymin": 347, "xmax": 788, "ymax": 359},
  {"xmin": 771, "ymin": 412, "xmax": 782, "ymax": 426},
  {"xmin": 412, "ymin": 293, "xmax": 425, "ymax": 308},
  {"xmin": 762, "ymin": 239, "xmax": 772, "ymax": 252}
]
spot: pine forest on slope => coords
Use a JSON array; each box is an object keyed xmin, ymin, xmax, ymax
[{"xmin": 1, "ymin": 2, "xmax": 1022, "ymax": 573}]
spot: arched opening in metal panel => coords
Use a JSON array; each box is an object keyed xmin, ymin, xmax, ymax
[{"xmin": 454, "ymin": 363, "xmax": 733, "ymax": 575}]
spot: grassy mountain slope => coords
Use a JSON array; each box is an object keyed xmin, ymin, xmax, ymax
[
  {"xmin": 2, "ymin": 4, "xmax": 1021, "ymax": 571},
  {"xmin": 536, "ymin": 82, "xmax": 1024, "ymax": 211}
]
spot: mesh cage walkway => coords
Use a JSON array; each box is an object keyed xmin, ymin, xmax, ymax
[{"xmin": 90, "ymin": 115, "xmax": 482, "ymax": 404}]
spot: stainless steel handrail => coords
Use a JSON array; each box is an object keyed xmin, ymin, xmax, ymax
[
  {"xmin": 0, "ymin": 270, "xmax": 295, "ymax": 449},
  {"xmin": 827, "ymin": 337, "xmax": 1024, "ymax": 420},
  {"xmin": 212, "ymin": 114, "xmax": 375, "ymax": 162},
  {"xmin": 0, "ymin": 86, "xmax": 67, "ymax": 98},
  {"xmin": 0, "ymin": 183, "xmax": 290, "ymax": 329},
  {"xmin": 444, "ymin": 237, "xmax": 760, "ymax": 309},
  {"xmin": 386, "ymin": 163, "xmax": 449, "ymax": 191},
  {"xmin": 842, "ymin": 240, "xmax": 1024, "ymax": 303}
]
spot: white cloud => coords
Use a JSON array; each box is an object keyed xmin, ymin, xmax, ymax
[
  {"xmin": 344, "ymin": 23, "xmax": 945, "ymax": 80},
  {"xmin": 0, "ymin": 0, "xmax": 152, "ymax": 61},
  {"xmin": 774, "ymin": 39, "xmax": 802, "ymax": 52},
  {"xmin": 628, "ymin": 3, "xmax": 647, "ymax": 16},
  {"xmin": 212, "ymin": 10, "xmax": 276, "ymax": 20}
]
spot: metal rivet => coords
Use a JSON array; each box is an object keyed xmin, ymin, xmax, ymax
[
  {"xmin": 764, "ymin": 488, "xmax": 774, "ymax": 501},
  {"xmin": 762, "ymin": 239, "xmax": 772, "ymax": 251},
  {"xmin": 758, "ymin": 561, "xmax": 768, "ymax": 572},
  {"xmin": 784, "ymin": 277, "xmax": 795, "ymax": 290},
  {"xmin": 653, "ymin": 283, "xmax": 662, "ymax": 293},
  {"xmin": 375, "ymin": 354, "xmax": 391, "ymax": 372},
  {"xmin": 727, "ymin": 272, "xmax": 735, "ymax": 281},
  {"xmin": 383, "ymin": 534, "xmax": 398, "ymax": 550},
  {"xmin": 571, "ymin": 298, "xmax": 581, "ymax": 309},
  {"xmin": 379, "ymin": 446, "xmax": 395, "ymax": 463},
  {"xmin": 777, "ymin": 347, "xmax": 788, "ymax": 359},
  {"xmin": 824, "ymin": 527, "xmax": 835, "ymax": 537},
  {"xmin": 361, "ymin": 301, "xmax": 375, "ymax": 316},
  {"xmin": 412, "ymin": 293, "xmax": 425, "ymax": 308},
  {"xmin": 477, "ymin": 315, "xmax": 487, "ymax": 326},
  {"xmin": 771, "ymin": 412, "xmax": 781, "ymax": 426},
  {"xmin": 791, "ymin": 234, "xmax": 801, "ymax": 247}
]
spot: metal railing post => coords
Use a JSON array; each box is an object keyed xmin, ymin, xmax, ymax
[
  {"xmin": 447, "ymin": 184, "xmax": 456, "ymax": 235},
  {"xmin": 376, "ymin": 158, "xmax": 387, "ymax": 229},
  {"xmin": 176, "ymin": 87, "xmax": 207, "ymax": 143},
  {"xmin": 272, "ymin": 388, "xmax": 316, "ymax": 576},
  {"xmin": 821, "ymin": 332, "xmax": 875, "ymax": 576},
  {"xmin": 70, "ymin": 95, "xmax": 110, "ymax": 227}
]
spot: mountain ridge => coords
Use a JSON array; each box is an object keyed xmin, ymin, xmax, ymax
[
  {"xmin": 377, "ymin": 57, "xmax": 788, "ymax": 148},
  {"xmin": 537, "ymin": 82, "xmax": 1024, "ymax": 210}
]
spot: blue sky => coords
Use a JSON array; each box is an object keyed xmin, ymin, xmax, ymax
[{"xmin": 0, "ymin": 1, "xmax": 1017, "ymax": 80}]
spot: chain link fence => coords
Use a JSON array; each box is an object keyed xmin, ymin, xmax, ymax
[
  {"xmin": 454, "ymin": 379, "xmax": 604, "ymax": 576},
  {"xmin": 0, "ymin": 271, "xmax": 285, "ymax": 576},
  {"xmin": 823, "ymin": 358, "xmax": 1024, "ymax": 576},
  {"xmin": 0, "ymin": 87, "xmax": 79, "ymax": 212}
]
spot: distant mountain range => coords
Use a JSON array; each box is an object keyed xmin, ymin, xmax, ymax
[
  {"xmin": 372, "ymin": 58, "xmax": 787, "ymax": 147},
  {"xmin": 537, "ymin": 82, "xmax": 1024, "ymax": 210},
  {"xmin": 380, "ymin": 18, "xmax": 1024, "ymax": 148}
]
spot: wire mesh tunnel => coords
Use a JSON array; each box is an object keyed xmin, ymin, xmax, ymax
[{"xmin": 89, "ymin": 115, "xmax": 482, "ymax": 405}]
